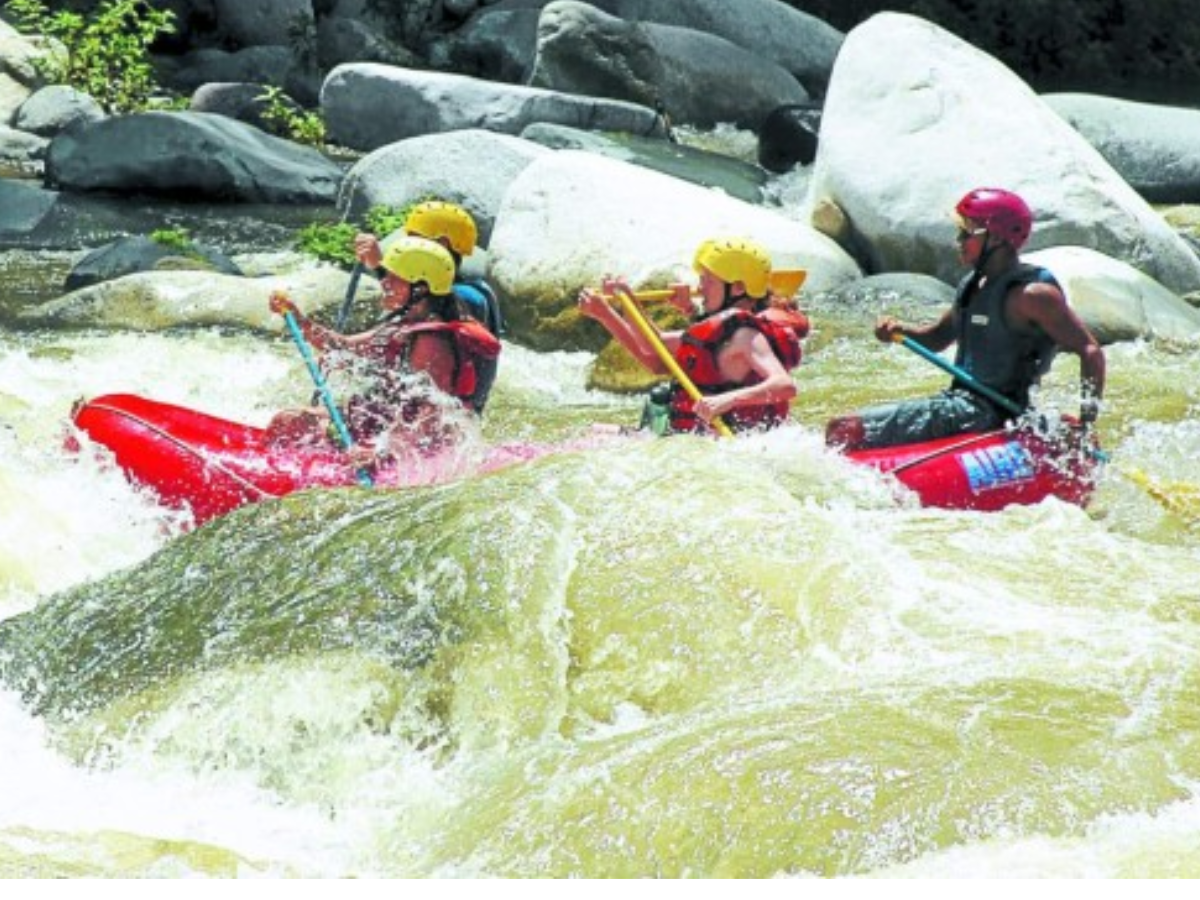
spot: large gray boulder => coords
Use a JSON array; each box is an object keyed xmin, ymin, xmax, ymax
[
  {"xmin": 488, "ymin": 149, "xmax": 861, "ymax": 350},
  {"xmin": 44, "ymin": 111, "xmax": 344, "ymax": 204},
  {"xmin": 437, "ymin": 0, "xmax": 842, "ymax": 94},
  {"xmin": 604, "ymin": 0, "xmax": 842, "ymax": 94},
  {"xmin": 808, "ymin": 13, "xmax": 1200, "ymax": 295},
  {"xmin": 0, "ymin": 33, "xmax": 44, "ymax": 124},
  {"xmin": 0, "ymin": 178, "xmax": 58, "ymax": 239},
  {"xmin": 321, "ymin": 62, "xmax": 665, "ymax": 152},
  {"xmin": 14, "ymin": 85, "xmax": 105, "ymax": 137},
  {"xmin": 0, "ymin": 33, "xmax": 46, "ymax": 86},
  {"xmin": 315, "ymin": 13, "xmax": 419, "ymax": 70},
  {"xmin": 0, "ymin": 69, "xmax": 30, "ymax": 126},
  {"xmin": 521, "ymin": 122, "xmax": 769, "ymax": 203},
  {"xmin": 188, "ymin": 82, "xmax": 294, "ymax": 135},
  {"xmin": 1027, "ymin": 246, "xmax": 1200, "ymax": 345},
  {"xmin": 1044, "ymin": 93, "xmax": 1200, "ymax": 204},
  {"xmin": 156, "ymin": 46, "xmax": 321, "ymax": 107},
  {"xmin": 430, "ymin": 5, "xmax": 540, "ymax": 83},
  {"xmin": 20, "ymin": 267, "xmax": 360, "ymax": 332},
  {"xmin": 528, "ymin": 1, "xmax": 808, "ymax": 131},
  {"xmin": 63, "ymin": 235, "xmax": 245, "ymax": 291},
  {"xmin": 211, "ymin": 0, "xmax": 314, "ymax": 49},
  {"xmin": 337, "ymin": 129, "xmax": 550, "ymax": 246},
  {"xmin": 0, "ymin": 125, "xmax": 48, "ymax": 173}
]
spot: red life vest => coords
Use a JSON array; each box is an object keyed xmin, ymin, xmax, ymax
[
  {"xmin": 402, "ymin": 318, "xmax": 501, "ymax": 402},
  {"xmin": 668, "ymin": 305, "xmax": 808, "ymax": 434},
  {"xmin": 346, "ymin": 317, "xmax": 501, "ymax": 442}
]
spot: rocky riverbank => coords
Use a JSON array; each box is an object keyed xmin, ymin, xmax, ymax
[{"xmin": 3, "ymin": 3, "xmax": 1200, "ymax": 372}]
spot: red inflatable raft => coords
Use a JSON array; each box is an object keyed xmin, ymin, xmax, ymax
[
  {"xmin": 70, "ymin": 394, "xmax": 1098, "ymax": 526},
  {"xmin": 844, "ymin": 424, "xmax": 1098, "ymax": 512},
  {"xmin": 68, "ymin": 393, "xmax": 555, "ymax": 526}
]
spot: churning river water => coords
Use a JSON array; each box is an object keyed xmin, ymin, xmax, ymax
[{"xmin": 2, "ymin": 196, "xmax": 1200, "ymax": 877}]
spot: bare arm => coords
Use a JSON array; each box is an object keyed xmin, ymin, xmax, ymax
[
  {"xmin": 577, "ymin": 280, "xmax": 680, "ymax": 376},
  {"xmin": 693, "ymin": 329, "xmax": 796, "ymax": 423},
  {"xmin": 269, "ymin": 293, "xmax": 386, "ymax": 356},
  {"xmin": 1011, "ymin": 282, "xmax": 1106, "ymax": 417}
]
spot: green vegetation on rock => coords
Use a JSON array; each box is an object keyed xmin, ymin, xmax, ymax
[{"xmin": 5, "ymin": 0, "xmax": 176, "ymax": 113}]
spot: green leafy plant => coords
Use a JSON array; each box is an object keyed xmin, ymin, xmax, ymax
[
  {"xmin": 5, "ymin": 0, "xmax": 176, "ymax": 114},
  {"xmin": 146, "ymin": 94, "xmax": 190, "ymax": 112},
  {"xmin": 149, "ymin": 227, "xmax": 208, "ymax": 263},
  {"xmin": 295, "ymin": 219, "xmax": 358, "ymax": 267},
  {"xmin": 148, "ymin": 227, "xmax": 192, "ymax": 252},
  {"xmin": 364, "ymin": 205, "xmax": 415, "ymax": 239},
  {"xmin": 256, "ymin": 85, "xmax": 327, "ymax": 147},
  {"xmin": 295, "ymin": 203, "xmax": 430, "ymax": 267}
]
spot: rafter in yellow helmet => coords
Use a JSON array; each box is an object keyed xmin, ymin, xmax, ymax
[
  {"xmin": 381, "ymin": 236, "xmax": 456, "ymax": 294},
  {"xmin": 693, "ymin": 238, "xmax": 772, "ymax": 298},
  {"xmin": 404, "ymin": 200, "xmax": 479, "ymax": 256}
]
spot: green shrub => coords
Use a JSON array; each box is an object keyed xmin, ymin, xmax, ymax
[
  {"xmin": 256, "ymin": 85, "xmax": 327, "ymax": 147},
  {"xmin": 295, "ymin": 220, "xmax": 358, "ymax": 267},
  {"xmin": 6, "ymin": 0, "xmax": 176, "ymax": 114},
  {"xmin": 148, "ymin": 228, "xmax": 211, "ymax": 264},
  {"xmin": 148, "ymin": 227, "xmax": 192, "ymax": 252},
  {"xmin": 296, "ymin": 204, "xmax": 427, "ymax": 267}
]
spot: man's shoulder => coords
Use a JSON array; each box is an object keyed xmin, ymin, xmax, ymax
[
  {"xmin": 1015, "ymin": 269, "xmax": 1065, "ymax": 302},
  {"xmin": 1010, "ymin": 272, "xmax": 1068, "ymax": 328},
  {"xmin": 1010, "ymin": 262, "xmax": 1060, "ymax": 289}
]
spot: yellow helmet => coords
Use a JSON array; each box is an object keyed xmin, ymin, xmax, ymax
[
  {"xmin": 404, "ymin": 200, "xmax": 478, "ymax": 256},
  {"xmin": 380, "ymin": 236, "xmax": 456, "ymax": 295},
  {"xmin": 693, "ymin": 238, "xmax": 772, "ymax": 298}
]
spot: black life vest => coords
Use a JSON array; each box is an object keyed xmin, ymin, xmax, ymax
[{"xmin": 953, "ymin": 263, "xmax": 1059, "ymax": 412}]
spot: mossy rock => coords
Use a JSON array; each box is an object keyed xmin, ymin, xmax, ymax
[
  {"xmin": 64, "ymin": 235, "xmax": 243, "ymax": 291},
  {"xmin": 1160, "ymin": 204, "xmax": 1200, "ymax": 234},
  {"xmin": 507, "ymin": 289, "xmax": 689, "ymax": 355},
  {"xmin": 587, "ymin": 303, "xmax": 689, "ymax": 393},
  {"xmin": 588, "ymin": 341, "xmax": 668, "ymax": 393}
]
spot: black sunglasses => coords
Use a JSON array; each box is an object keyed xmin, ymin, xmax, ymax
[{"xmin": 955, "ymin": 226, "xmax": 988, "ymax": 244}]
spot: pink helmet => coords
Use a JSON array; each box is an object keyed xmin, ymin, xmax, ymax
[{"xmin": 955, "ymin": 188, "xmax": 1032, "ymax": 249}]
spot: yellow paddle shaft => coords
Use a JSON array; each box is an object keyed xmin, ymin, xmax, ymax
[
  {"xmin": 629, "ymin": 288, "xmax": 682, "ymax": 302},
  {"xmin": 609, "ymin": 292, "xmax": 734, "ymax": 439},
  {"xmin": 625, "ymin": 268, "xmax": 807, "ymax": 304}
]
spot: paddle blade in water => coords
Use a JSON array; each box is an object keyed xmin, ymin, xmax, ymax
[{"xmin": 1120, "ymin": 465, "xmax": 1200, "ymax": 524}]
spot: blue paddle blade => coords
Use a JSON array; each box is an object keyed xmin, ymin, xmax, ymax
[{"xmin": 281, "ymin": 308, "xmax": 374, "ymax": 488}]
